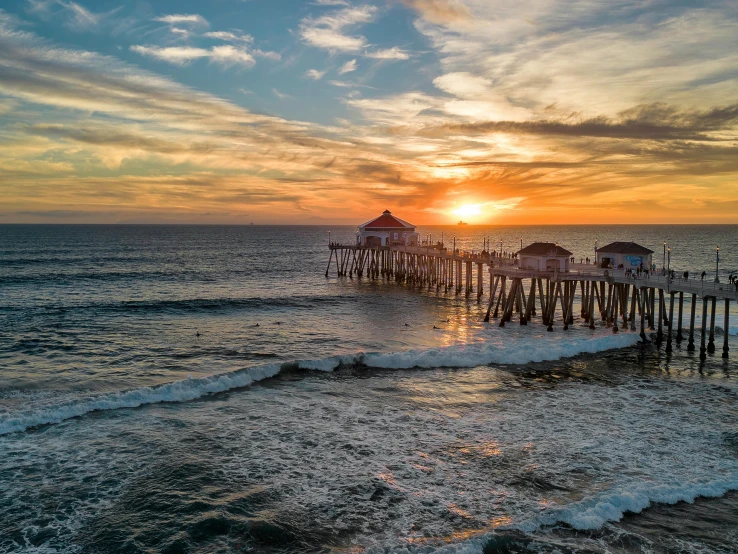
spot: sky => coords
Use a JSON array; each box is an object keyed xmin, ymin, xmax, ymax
[{"xmin": 0, "ymin": 0, "xmax": 737, "ymax": 225}]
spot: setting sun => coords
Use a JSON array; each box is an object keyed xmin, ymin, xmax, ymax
[{"xmin": 454, "ymin": 204, "xmax": 482, "ymax": 219}]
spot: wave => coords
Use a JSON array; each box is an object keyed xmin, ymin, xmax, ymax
[
  {"xmin": 0, "ymin": 295, "xmax": 345, "ymax": 315},
  {"xmin": 0, "ymin": 363, "xmax": 282, "ymax": 436},
  {"xmin": 423, "ymin": 478, "xmax": 738, "ymax": 554},
  {"xmin": 0, "ymin": 333, "xmax": 640, "ymax": 437},
  {"xmin": 539, "ymin": 479, "xmax": 738, "ymax": 531}
]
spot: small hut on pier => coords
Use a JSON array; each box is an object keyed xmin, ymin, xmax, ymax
[
  {"xmin": 517, "ymin": 243, "xmax": 572, "ymax": 272},
  {"xmin": 357, "ymin": 210, "xmax": 419, "ymax": 247},
  {"xmin": 596, "ymin": 242, "xmax": 653, "ymax": 269}
]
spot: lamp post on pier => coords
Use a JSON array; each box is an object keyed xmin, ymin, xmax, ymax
[
  {"xmin": 715, "ymin": 246, "xmax": 720, "ymax": 283},
  {"xmin": 499, "ymin": 239, "xmax": 503, "ymax": 256},
  {"xmin": 594, "ymin": 239, "xmax": 598, "ymax": 265},
  {"xmin": 453, "ymin": 234, "xmax": 456, "ymax": 254},
  {"xmin": 328, "ymin": 230, "xmax": 331, "ymax": 246},
  {"xmin": 663, "ymin": 242, "xmax": 666, "ymax": 273}
]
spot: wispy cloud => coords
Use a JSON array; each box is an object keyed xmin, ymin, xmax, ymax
[
  {"xmin": 272, "ymin": 88, "xmax": 292, "ymax": 100},
  {"xmin": 305, "ymin": 68, "xmax": 327, "ymax": 80},
  {"xmin": 253, "ymin": 48, "xmax": 281, "ymax": 61},
  {"xmin": 365, "ymin": 47, "xmax": 410, "ymax": 60},
  {"xmin": 57, "ymin": 1, "xmax": 97, "ymax": 27},
  {"xmin": 155, "ymin": 14, "xmax": 208, "ymax": 26},
  {"xmin": 203, "ymin": 31, "xmax": 253, "ymax": 43},
  {"xmin": 299, "ymin": 5, "xmax": 376, "ymax": 52},
  {"xmin": 131, "ymin": 45, "xmax": 256, "ymax": 67},
  {"xmin": 338, "ymin": 59, "xmax": 357, "ymax": 74},
  {"xmin": 401, "ymin": 0, "xmax": 471, "ymax": 25}
]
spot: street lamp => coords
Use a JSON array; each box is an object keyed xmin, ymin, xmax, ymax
[
  {"xmin": 499, "ymin": 239, "xmax": 503, "ymax": 255},
  {"xmin": 328, "ymin": 230, "xmax": 331, "ymax": 245},
  {"xmin": 594, "ymin": 239, "xmax": 598, "ymax": 264},
  {"xmin": 453, "ymin": 234, "xmax": 456, "ymax": 253},
  {"xmin": 520, "ymin": 237, "xmax": 523, "ymax": 251},
  {"xmin": 715, "ymin": 246, "xmax": 720, "ymax": 283},
  {"xmin": 667, "ymin": 246, "xmax": 671, "ymax": 279},
  {"xmin": 663, "ymin": 242, "xmax": 666, "ymax": 273}
]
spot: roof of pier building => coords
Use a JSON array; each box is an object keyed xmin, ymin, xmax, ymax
[
  {"xmin": 359, "ymin": 210, "xmax": 416, "ymax": 230},
  {"xmin": 596, "ymin": 242, "xmax": 654, "ymax": 254},
  {"xmin": 517, "ymin": 243, "xmax": 573, "ymax": 257}
]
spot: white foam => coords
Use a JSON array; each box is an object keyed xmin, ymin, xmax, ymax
[
  {"xmin": 527, "ymin": 478, "xmax": 738, "ymax": 532},
  {"xmin": 0, "ymin": 363, "xmax": 281, "ymax": 436},
  {"xmin": 362, "ymin": 333, "xmax": 640, "ymax": 369},
  {"xmin": 419, "ymin": 479, "xmax": 738, "ymax": 554},
  {"xmin": 1, "ymin": 331, "xmax": 641, "ymax": 436}
]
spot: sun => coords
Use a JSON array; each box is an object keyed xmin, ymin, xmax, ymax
[{"xmin": 454, "ymin": 204, "xmax": 482, "ymax": 219}]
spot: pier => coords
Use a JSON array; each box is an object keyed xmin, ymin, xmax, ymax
[
  {"xmin": 326, "ymin": 242, "xmax": 736, "ymax": 359},
  {"xmin": 326, "ymin": 243, "xmax": 492, "ymax": 297},
  {"xmin": 327, "ymin": 211, "xmax": 734, "ymax": 359}
]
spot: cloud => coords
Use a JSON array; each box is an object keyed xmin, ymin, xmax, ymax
[
  {"xmin": 421, "ymin": 103, "xmax": 738, "ymax": 141},
  {"xmin": 305, "ymin": 68, "xmax": 327, "ymax": 80},
  {"xmin": 272, "ymin": 88, "xmax": 292, "ymax": 100},
  {"xmin": 253, "ymin": 48, "xmax": 281, "ymax": 61},
  {"xmin": 338, "ymin": 59, "xmax": 357, "ymax": 74},
  {"xmin": 203, "ymin": 31, "xmax": 253, "ymax": 43},
  {"xmin": 299, "ymin": 5, "xmax": 376, "ymax": 52},
  {"xmin": 433, "ymin": 72, "xmax": 491, "ymax": 98},
  {"xmin": 401, "ymin": 0, "xmax": 471, "ymax": 25},
  {"xmin": 57, "ymin": 1, "xmax": 97, "ymax": 27},
  {"xmin": 131, "ymin": 45, "xmax": 255, "ymax": 67},
  {"xmin": 364, "ymin": 47, "xmax": 410, "ymax": 60},
  {"xmin": 155, "ymin": 14, "xmax": 208, "ymax": 26},
  {"xmin": 4, "ymin": 3, "xmax": 738, "ymax": 224}
]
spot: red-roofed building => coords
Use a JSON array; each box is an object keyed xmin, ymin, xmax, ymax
[{"xmin": 357, "ymin": 210, "xmax": 419, "ymax": 247}]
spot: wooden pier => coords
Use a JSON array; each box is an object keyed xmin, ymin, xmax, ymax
[
  {"xmin": 326, "ymin": 244, "xmax": 736, "ymax": 359},
  {"xmin": 326, "ymin": 243, "xmax": 494, "ymax": 296}
]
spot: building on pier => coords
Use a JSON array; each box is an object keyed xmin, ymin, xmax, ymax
[
  {"xmin": 357, "ymin": 210, "xmax": 418, "ymax": 247},
  {"xmin": 517, "ymin": 242, "xmax": 573, "ymax": 271},
  {"xmin": 596, "ymin": 242, "xmax": 653, "ymax": 269}
]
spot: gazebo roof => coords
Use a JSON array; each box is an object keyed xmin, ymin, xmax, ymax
[
  {"xmin": 596, "ymin": 241, "xmax": 654, "ymax": 255},
  {"xmin": 359, "ymin": 210, "xmax": 415, "ymax": 229},
  {"xmin": 517, "ymin": 242, "xmax": 573, "ymax": 257}
]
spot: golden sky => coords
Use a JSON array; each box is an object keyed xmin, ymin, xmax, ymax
[{"xmin": 1, "ymin": 0, "xmax": 737, "ymax": 224}]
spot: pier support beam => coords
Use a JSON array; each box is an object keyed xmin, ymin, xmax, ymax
[
  {"xmin": 638, "ymin": 288, "xmax": 648, "ymax": 343},
  {"xmin": 676, "ymin": 292, "xmax": 684, "ymax": 342},
  {"xmin": 708, "ymin": 296, "xmax": 717, "ymax": 353},
  {"xmin": 688, "ymin": 293, "xmax": 697, "ymax": 352},
  {"xmin": 724, "ymin": 299, "xmax": 730, "ymax": 359},
  {"xmin": 666, "ymin": 292, "xmax": 675, "ymax": 353},
  {"xmin": 700, "ymin": 297, "xmax": 709, "ymax": 360},
  {"xmin": 656, "ymin": 289, "xmax": 664, "ymax": 344}
]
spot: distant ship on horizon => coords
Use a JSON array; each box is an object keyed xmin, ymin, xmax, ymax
[{"xmin": 457, "ymin": 220, "xmax": 468, "ymax": 226}]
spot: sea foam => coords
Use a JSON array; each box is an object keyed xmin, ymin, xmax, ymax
[{"xmin": 0, "ymin": 332, "xmax": 639, "ymax": 436}]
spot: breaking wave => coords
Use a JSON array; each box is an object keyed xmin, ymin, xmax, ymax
[{"xmin": 0, "ymin": 333, "xmax": 640, "ymax": 437}]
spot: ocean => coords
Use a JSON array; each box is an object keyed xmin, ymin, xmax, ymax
[{"xmin": 1, "ymin": 224, "xmax": 738, "ymax": 554}]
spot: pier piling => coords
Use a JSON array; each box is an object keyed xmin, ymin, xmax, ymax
[{"xmin": 724, "ymin": 299, "xmax": 731, "ymax": 359}]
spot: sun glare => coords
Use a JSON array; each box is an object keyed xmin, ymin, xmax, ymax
[{"xmin": 454, "ymin": 204, "xmax": 482, "ymax": 219}]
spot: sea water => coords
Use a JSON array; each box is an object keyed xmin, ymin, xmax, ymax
[{"xmin": 1, "ymin": 224, "xmax": 738, "ymax": 553}]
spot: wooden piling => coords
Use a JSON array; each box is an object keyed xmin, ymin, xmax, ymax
[
  {"xmin": 723, "ymin": 298, "xmax": 730, "ymax": 359},
  {"xmin": 700, "ymin": 297, "xmax": 708, "ymax": 359},
  {"xmin": 708, "ymin": 296, "xmax": 717, "ymax": 353},
  {"xmin": 687, "ymin": 293, "xmax": 697, "ymax": 352},
  {"xmin": 666, "ymin": 292, "xmax": 675, "ymax": 352}
]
